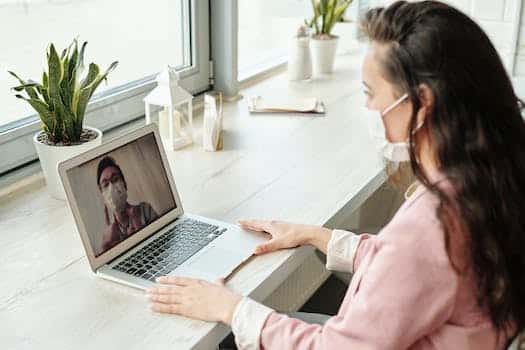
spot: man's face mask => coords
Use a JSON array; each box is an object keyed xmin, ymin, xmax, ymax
[{"xmin": 102, "ymin": 179, "xmax": 127, "ymax": 213}]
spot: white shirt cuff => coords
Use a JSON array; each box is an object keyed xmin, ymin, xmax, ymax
[
  {"xmin": 231, "ymin": 297, "xmax": 274, "ymax": 350},
  {"xmin": 325, "ymin": 229, "xmax": 362, "ymax": 273}
]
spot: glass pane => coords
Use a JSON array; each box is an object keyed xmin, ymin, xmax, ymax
[
  {"xmin": 238, "ymin": 0, "xmax": 312, "ymax": 75},
  {"xmin": 0, "ymin": 0, "xmax": 189, "ymax": 128}
]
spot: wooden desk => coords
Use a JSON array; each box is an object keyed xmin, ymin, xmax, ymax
[{"xmin": 0, "ymin": 52, "xmax": 386, "ymax": 349}]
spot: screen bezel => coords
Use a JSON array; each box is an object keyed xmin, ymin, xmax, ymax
[{"xmin": 58, "ymin": 123, "xmax": 184, "ymax": 271}]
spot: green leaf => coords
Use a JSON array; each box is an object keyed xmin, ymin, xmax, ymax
[
  {"xmin": 7, "ymin": 70, "xmax": 26, "ymax": 84},
  {"xmin": 53, "ymin": 88, "xmax": 76, "ymax": 141},
  {"xmin": 320, "ymin": 0, "xmax": 328, "ymax": 33},
  {"xmin": 67, "ymin": 72, "xmax": 77, "ymax": 109},
  {"xmin": 306, "ymin": 8, "xmax": 321, "ymax": 34},
  {"xmin": 70, "ymin": 83, "xmax": 81, "ymax": 118},
  {"xmin": 328, "ymin": 0, "xmax": 352, "ymax": 33},
  {"xmin": 68, "ymin": 40, "xmax": 79, "ymax": 80},
  {"xmin": 330, "ymin": 0, "xmax": 341, "ymax": 34},
  {"xmin": 78, "ymin": 41, "xmax": 88, "ymax": 69},
  {"xmin": 47, "ymin": 43, "xmax": 64, "ymax": 100},
  {"xmin": 80, "ymin": 63, "xmax": 100, "ymax": 90},
  {"xmin": 42, "ymin": 71, "xmax": 48, "ymax": 89},
  {"xmin": 8, "ymin": 71, "xmax": 40, "ymax": 100},
  {"xmin": 15, "ymin": 94, "xmax": 54, "ymax": 131},
  {"xmin": 311, "ymin": 0, "xmax": 319, "ymax": 16},
  {"xmin": 88, "ymin": 61, "xmax": 118, "ymax": 99},
  {"xmin": 324, "ymin": 0, "xmax": 336, "ymax": 34},
  {"xmin": 11, "ymin": 82, "xmax": 39, "ymax": 91},
  {"xmin": 40, "ymin": 72, "xmax": 51, "ymax": 106},
  {"xmin": 61, "ymin": 39, "xmax": 75, "ymax": 60},
  {"xmin": 61, "ymin": 56, "xmax": 70, "ymax": 83},
  {"xmin": 74, "ymin": 41, "xmax": 88, "ymax": 86},
  {"xmin": 35, "ymin": 84, "xmax": 51, "ymax": 106},
  {"xmin": 320, "ymin": 0, "xmax": 327, "ymax": 15},
  {"xmin": 72, "ymin": 62, "xmax": 99, "ymax": 117},
  {"xmin": 47, "ymin": 43, "xmax": 65, "ymax": 133},
  {"xmin": 46, "ymin": 43, "xmax": 51, "ymax": 61},
  {"xmin": 61, "ymin": 56, "xmax": 71, "ymax": 108},
  {"xmin": 76, "ymin": 61, "xmax": 118, "ymax": 124}
]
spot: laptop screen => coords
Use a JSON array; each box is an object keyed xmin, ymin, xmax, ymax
[{"xmin": 65, "ymin": 132, "xmax": 177, "ymax": 257}]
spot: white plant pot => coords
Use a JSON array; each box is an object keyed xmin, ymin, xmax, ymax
[
  {"xmin": 33, "ymin": 126, "xmax": 102, "ymax": 200},
  {"xmin": 311, "ymin": 36, "xmax": 339, "ymax": 75}
]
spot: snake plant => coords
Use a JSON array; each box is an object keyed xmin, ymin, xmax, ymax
[
  {"xmin": 9, "ymin": 39, "xmax": 118, "ymax": 145},
  {"xmin": 306, "ymin": 0, "xmax": 353, "ymax": 38}
]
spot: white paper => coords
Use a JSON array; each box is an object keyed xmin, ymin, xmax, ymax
[{"xmin": 251, "ymin": 96, "xmax": 318, "ymax": 112}]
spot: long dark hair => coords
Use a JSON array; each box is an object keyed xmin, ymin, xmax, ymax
[{"xmin": 361, "ymin": 1, "xmax": 525, "ymax": 346}]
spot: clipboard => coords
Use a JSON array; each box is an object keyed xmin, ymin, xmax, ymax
[{"xmin": 248, "ymin": 95, "xmax": 325, "ymax": 114}]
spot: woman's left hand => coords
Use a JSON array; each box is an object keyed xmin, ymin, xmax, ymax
[{"xmin": 146, "ymin": 276, "xmax": 242, "ymax": 325}]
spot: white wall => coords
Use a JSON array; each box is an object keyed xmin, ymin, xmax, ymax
[{"xmin": 366, "ymin": 0, "xmax": 523, "ymax": 77}]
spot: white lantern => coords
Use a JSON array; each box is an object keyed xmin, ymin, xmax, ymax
[{"xmin": 144, "ymin": 66, "xmax": 193, "ymax": 150}]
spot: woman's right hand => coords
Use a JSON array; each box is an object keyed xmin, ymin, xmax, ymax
[
  {"xmin": 238, "ymin": 219, "xmax": 308, "ymax": 255},
  {"xmin": 238, "ymin": 219, "xmax": 331, "ymax": 255}
]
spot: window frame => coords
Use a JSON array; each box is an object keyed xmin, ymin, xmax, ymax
[
  {"xmin": 210, "ymin": 0, "xmax": 306, "ymax": 97},
  {"xmin": 0, "ymin": 0, "xmax": 210, "ymax": 175}
]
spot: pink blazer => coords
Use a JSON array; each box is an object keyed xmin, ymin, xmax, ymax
[{"xmin": 231, "ymin": 180, "xmax": 512, "ymax": 349}]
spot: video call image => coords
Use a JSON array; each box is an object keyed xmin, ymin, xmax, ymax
[{"xmin": 66, "ymin": 133, "xmax": 176, "ymax": 257}]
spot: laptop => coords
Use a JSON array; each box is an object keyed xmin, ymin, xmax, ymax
[{"xmin": 58, "ymin": 123, "xmax": 268, "ymax": 289}]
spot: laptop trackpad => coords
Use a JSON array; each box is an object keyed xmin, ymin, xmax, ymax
[{"xmin": 175, "ymin": 247, "xmax": 248, "ymax": 281}]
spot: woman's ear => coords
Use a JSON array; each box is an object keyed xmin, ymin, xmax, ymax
[
  {"xmin": 413, "ymin": 84, "xmax": 438, "ymax": 168},
  {"xmin": 416, "ymin": 84, "xmax": 434, "ymax": 126}
]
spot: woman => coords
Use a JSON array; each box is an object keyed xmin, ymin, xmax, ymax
[{"xmin": 145, "ymin": 1, "xmax": 525, "ymax": 349}]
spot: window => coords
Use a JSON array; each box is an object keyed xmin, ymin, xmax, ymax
[
  {"xmin": 0, "ymin": 0, "xmax": 209, "ymax": 174},
  {"xmin": 238, "ymin": 0, "xmax": 312, "ymax": 80}
]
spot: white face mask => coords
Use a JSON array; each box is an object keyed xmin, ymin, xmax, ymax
[
  {"xmin": 367, "ymin": 93, "xmax": 424, "ymax": 163},
  {"xmin": 102, "ymin": 180, "xmax": 127, "ymax": 214},
  {"xmin": 379, "ymin": 93, "xmax": 411, "ymax": 162}
]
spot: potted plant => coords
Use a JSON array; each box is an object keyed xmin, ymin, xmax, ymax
[
  {"xmin": 306, "ymin": 0, "xmax": 353, "ymax": 74},
  {"xmin": 9, "ymin": 39, "xmax": 118, "ymax": 200}
]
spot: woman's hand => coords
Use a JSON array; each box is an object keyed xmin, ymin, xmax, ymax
[
  {"xmin": 238, "ymin": 219, "xmax": 332, "ymax": 255},
  {"xmin": 146, "ymin": 276, "xmax": 242, "ymax": 325}
]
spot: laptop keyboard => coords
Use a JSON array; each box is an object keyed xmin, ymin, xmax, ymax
[{"xmin": 112, "ymin": 218, "xmax": 227, "ymax": 281}]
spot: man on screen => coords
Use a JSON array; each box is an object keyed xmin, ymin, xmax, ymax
[{"xmin": 97, "ymin": 156, "xmax": 158, "ymax": 252}]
